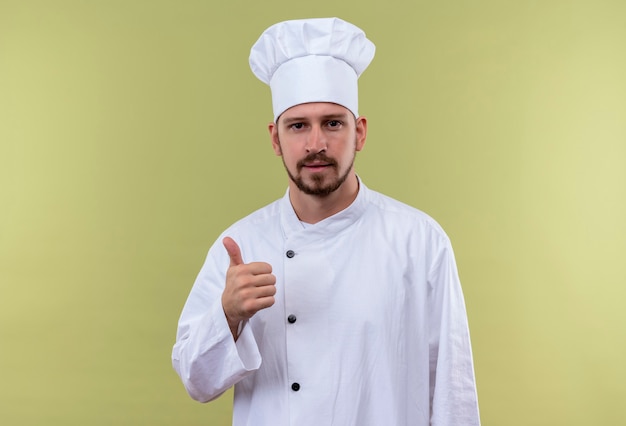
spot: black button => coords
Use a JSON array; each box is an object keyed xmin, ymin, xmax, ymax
[
  {"xmin": 291, "ymin": 382, "xmax": 300, "ymax": 391},
  {"xmin": 286, "ymin": 250, "xmax": 295, "ymax": 258},
  {"xmin": 287, "ymin": 314, "xmax": 296, "ymax": 324}
]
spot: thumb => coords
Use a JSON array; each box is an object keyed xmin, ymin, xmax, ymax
[{"xmin": 223, "ymin": 236, "xmax": 244, "ymax": 267}]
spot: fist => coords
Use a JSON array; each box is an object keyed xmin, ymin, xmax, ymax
[{"xmin": 221, "ymin": 237, "xmax": 276, "ymax": 337}]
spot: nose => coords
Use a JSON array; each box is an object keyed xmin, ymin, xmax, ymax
[{"xmin": 305, "ymin": 125, "xmax": 327, "ymax": 153}]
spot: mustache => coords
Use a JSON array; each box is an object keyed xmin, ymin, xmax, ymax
[{"xmin": 296, "ymin": 152, "xmax": 337, "ymax": 169}]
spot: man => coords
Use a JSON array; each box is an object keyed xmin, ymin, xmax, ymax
[{"xmin": 172, "ymin": 17, "xmax": 480, "ymax": 425}]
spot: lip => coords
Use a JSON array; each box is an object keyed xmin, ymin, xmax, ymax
[
  {"xmin": 302, "ymin": 163, "xmax": 331, "ymax": 172},
  {"xmin": 303, "ymin": 162, "xmax": 330, "ymax": 167}
]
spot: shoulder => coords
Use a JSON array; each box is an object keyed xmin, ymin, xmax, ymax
[
  {"xmin": 361, "ymin": 186, "xmax": 459, "ymax": 278},
  {"xmin": 223, "ymin": 197, "xmax": 283, "ymax": 237},
  {"xmin": 363, "ymin": 186, "xmax": 449, "ymax": 241}
]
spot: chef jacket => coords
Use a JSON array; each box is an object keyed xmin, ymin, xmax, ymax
[{"xmin": 172, "ymin": 180, "xmax": 480, "ymax": 425}]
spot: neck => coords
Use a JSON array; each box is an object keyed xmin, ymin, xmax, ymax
[{"xmin": 289, "ymin": 173, "xmax": 360, "ymax": 224}]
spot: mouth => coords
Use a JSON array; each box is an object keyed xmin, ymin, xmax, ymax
[
  {"xmin": 304, "ymin": 161, "xmax": 331, "ymax": 167},
  {"xmin": 301, "ymin": 162, "xmax": 332, "ymax": 172},
  {"xmin": 298, "ymin": 153, "xmax": 336, "ymax": 170}
]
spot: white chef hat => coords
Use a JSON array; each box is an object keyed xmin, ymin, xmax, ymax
[{"xmin": 249, "ymin": 17, "xmax": 375, "ymax": 122}]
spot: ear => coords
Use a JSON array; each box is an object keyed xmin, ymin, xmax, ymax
[
  {"xmin": 355, "ymin": 116, "xmax": 367, "ymax": 152},
  {"xmin": 268, "ymin": 122, "xmax": 282, "ymax": 156}
]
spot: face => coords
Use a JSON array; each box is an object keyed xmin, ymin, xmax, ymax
[{"xmin": 269, "ymin": 102, "xmax": 367, "ymax": 197}]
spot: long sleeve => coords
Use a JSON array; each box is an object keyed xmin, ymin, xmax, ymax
[
  {"xmin": 428, "ymin": 236, "xmax": 481, "ymax": 425},
  {"xmin": 171, "ymin": 239, "xmax": 262, "ymax": 403}
]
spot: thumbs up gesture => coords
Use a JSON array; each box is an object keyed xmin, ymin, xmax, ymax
[{"xmin": 221, "ymin": 237, "xmax": 276, "ymax": 340}]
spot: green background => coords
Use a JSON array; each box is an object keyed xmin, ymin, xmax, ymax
[{"xmin": 1, "ymin": 0, "xmax": 625, "ymax": 424}]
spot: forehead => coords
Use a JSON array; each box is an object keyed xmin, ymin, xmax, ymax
[{"xmin": 279, "ymin": 102, "xmax": 352, "ymax": 122}]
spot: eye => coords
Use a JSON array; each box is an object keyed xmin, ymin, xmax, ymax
[
  {"xmin": 327, "ymin": 120, "xmax": 342, "ymax": 129},
  {"xmin": 290, "ymin": 122, "xmax": 305, "ymax": 131}
]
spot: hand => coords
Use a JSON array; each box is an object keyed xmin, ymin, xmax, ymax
[{"xmin": 221, "ymin": 236, "xmax": 276, "ymax": 339}]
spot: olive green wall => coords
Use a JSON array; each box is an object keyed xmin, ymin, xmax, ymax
[{"xmin": 1, "ymin": 1, "xmax": 625, "ymax": 424}]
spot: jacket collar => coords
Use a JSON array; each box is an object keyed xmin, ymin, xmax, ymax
[{"xmin": 280, "ymin": 177, "xmax": 368, "ymax": 242}]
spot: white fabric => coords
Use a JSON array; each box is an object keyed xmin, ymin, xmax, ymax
[
  {"xmin": 249, "ymin": 17, "xmax": 375, "ymax": 121},
  {"xmin": 172, "ymin": 181, "xmax": 480, "ymax": 426}
]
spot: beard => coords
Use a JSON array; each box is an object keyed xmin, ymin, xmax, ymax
[{"xmin": 281, "ymin": 144, "xmax": 356, "ymax": 197}]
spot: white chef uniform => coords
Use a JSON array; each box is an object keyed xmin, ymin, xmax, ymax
[{"xmin": 172, "ymin": 180, "xmax": 480, "ymax": 425}]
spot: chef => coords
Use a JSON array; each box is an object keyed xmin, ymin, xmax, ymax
[{"xmin": 172, "ymin": 17, "xmax": 480, "ymax": 426}]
